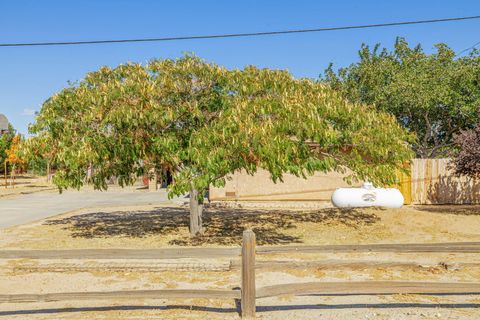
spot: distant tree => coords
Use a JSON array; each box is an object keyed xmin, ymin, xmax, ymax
[
  {"xmin": 21, "ymin": 132, "xmax": 57, "ymax": 180},
  {"xmin": 323, "ymin": 38, "xmax": 480, "ymax": 158},
  {"xmin": 451, "ymin": 111, "xmax": 480, "ymax": 178},
  {"xmin": 5, "ymin": 134, "xmax": 25, "ymax": 179},
  {"xmin": 0, "ymin": 124, "xmax": 15, "ymax": 172},
  {"xmin": 6, "ymin": 134, "xmax": 23, "ymax": 165},
  {"xmin": 28, "ymin": 56, "xmax": 413, "ymax": 237}
]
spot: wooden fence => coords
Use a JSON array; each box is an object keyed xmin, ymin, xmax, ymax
[
  {"xmin": 410, "ymin": 158, "xmax": 480, "ymax": 204},
  {"xmin": 2, "ymin": 231, "xmax": 480, "ymax": 318}
]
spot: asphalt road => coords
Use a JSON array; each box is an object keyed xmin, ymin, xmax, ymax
[{"xmin": 0, "ymin": 189, "xmax": 183, "ymax": 228}]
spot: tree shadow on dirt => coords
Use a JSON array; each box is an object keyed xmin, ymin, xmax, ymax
[
  {"xmin": 414, "ymin": 205, "xmax": 480, "ymax": 216},
  {"xmin": 426, "ymin": 174, "xmax": 480, "ymax": 204},
  {"xmin": 45, "ymin": 206, "xmax": 380, "ymax": 246}
]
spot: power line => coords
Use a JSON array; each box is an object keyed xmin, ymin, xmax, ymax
[
  {"xmin": 456, "ymin": 40, "xmax": 480, "ymax": 57},
  {"xmin": 1, "ymin": 15, "xmax": 480, "ymax": 48}
]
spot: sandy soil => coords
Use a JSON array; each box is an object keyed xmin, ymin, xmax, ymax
[
  {"xmin": 2, "ymin": 204, "xmax": 480, "ymax": 249},
  {"xmin": 0, "ymin": 175, "xmax": 149, "ymax": 200},
  {"xmin": 1, "ymin": 204, "xmax": 480, "ymax": 319},
  {"xmin": 0, "ymin": 175, "xmax": 54, "ymax": 198}
]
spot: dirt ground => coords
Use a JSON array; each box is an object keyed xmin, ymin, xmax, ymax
[
  {"xmin": 1, "ymin": 203, "xmax": 480, "ymax": 319},
  {"xmin": 0, "ymin": 175, "xmax": 149, "ymax": 200},
  {"xmin": 2, "ymin": 204, "xmax": 480, "ymax": 249},
  {"xmin": 0, "ymin": 174, "xmax": 54, "ymax": 198}
]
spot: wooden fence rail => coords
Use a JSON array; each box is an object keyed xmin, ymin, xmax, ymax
[
  {"xmin": 0, "ymin": 289, "xmax": 240, "ymax": 303},
  {"xmin": 2, "ymin": 231, "xmax": 480, "ymax": 319},
  {"xmin": 0, "ymin": 248, "xmax": 239, "ymax": 259},
  {"xmin": 256, "ymin": 242, "xmax": 480, "ymax": 254},
  {"xmin": 256, "ymin": 281, "xmax": 480, "ymax": 299},
  {"xmin": 230, "ymin": 259, "xmax": 480, "ymax": 271},
  {"xmin": 2, "ymin": 241, "xmax": 480, "ymax": 260}
]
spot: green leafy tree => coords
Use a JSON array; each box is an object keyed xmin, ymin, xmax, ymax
[
  {"xmin": 323, "ymin": 38, "xmax": 480, "ymax": 158},
  {"xmin": 28, "ymin": 56, "xmax": 413, "ymax": 236}
]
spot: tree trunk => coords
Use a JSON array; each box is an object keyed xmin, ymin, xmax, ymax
[
  {"xmin": 148, "ymin": 169, "xmax": 158, "ymax": 192},
  {"xmin": 189, "ymin": 188, "xmax": 204, "ymax": 237},
  {"xmin": 86, "ymin": 163, "xmax": 93, "ymax": 182},
  {"xmin": 11, "ymin": 167, "xmax": 15, "ymax": 188},
  {"xmin": 4, "ymin": 161, "xmax": 7, "ymax": 189},
  {"xmin": 46, "ymin": 161, "xmax": 51, "ymax": 183}
]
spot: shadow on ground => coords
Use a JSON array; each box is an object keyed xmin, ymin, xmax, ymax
[
  {"xmin": 1, "ymin": 302, "xmax": 479, "ymax": 317},
  {"xmin": 45, "ymin": 206, "xmax": 379, "ymax": 246},
  {"xmin": 1, "ymin": 174, "xmax": 38, "ymax": 188},
  {"xmin": 426, "ymin": 174, "xmax": 480, "ymax": 205},
  {"xmin": 414, "ymin": 205, "xmax": 480, "ymax": 216}
]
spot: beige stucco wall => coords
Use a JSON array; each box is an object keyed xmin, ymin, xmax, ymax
[{"xmin": 209, "ymin": 169, "xmax": 361, "ymax": 202}]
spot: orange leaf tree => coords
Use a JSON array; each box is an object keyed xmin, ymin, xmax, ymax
[{"xmin": 6, "ymin": 134, "xmax": 24, "ymax": 167}]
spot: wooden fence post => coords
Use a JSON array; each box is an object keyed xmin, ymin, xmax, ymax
[{"xmin": 241, "ymin": 229, "xmax": 256, "ymax": 319}]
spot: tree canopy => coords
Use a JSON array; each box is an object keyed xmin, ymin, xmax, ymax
[
  {"xmin": 27, "ymin": 55, "xmax": 413, "ymax": 235},
  {"xmin": 323, "ymin": 38, "xmax": 480, "ymax": 158}
]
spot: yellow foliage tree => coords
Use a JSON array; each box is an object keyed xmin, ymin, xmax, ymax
[{"xmin": 6, "ymin": 134, "xmax": 25, "ymax": 169}]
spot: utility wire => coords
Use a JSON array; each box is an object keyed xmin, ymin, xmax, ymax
[
  {"xmin": 1, "ymin": 15, "xmax": 480, "ymax": 48},
  {"xmin": 456, "ymin": 40, "xmax": 480, "ymax": 57}
]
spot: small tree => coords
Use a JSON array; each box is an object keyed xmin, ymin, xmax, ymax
[
  {"xmin": 0, "ymin": 124, "xmax": 15, "ymax": 172},
  {"xmin": 5, "ymin": 134, "xmax": 25, "ymax": 185},
  {"xmin": 28, "ymin": 56, "xmax": 413, "ymax": 236},
  {"xmin": 451, "ymin": 112, "xmax": 480, "ymax": 178},
  {"xmin": 324, "ymin": 38, "xmax": 480, "ymax": 158},
  {"xmin": 6, "ymin": 135, "xmax": 23, "ymax": 165}
]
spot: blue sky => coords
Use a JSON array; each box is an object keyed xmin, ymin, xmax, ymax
[{"xmin": 1, "ymin": 0, "xmax": 479, "ymax": 134}]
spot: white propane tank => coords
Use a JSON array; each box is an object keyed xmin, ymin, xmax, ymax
[{"xmin": 331, "ymin": 182, "xmax": 404, "ymax": 208}]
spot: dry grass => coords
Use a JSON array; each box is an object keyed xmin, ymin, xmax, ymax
[
  {"xmin": 0, "ymin": 175, "xmax": 53, "ymax": 198},
  {"xmin": 3, "ymin": 204, "xmax": 480, "ymax": 250}
]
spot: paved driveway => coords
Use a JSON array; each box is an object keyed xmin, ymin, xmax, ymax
[{"xmin": 0, "ymin": 189, "xmax": 183, "ymax": 228}]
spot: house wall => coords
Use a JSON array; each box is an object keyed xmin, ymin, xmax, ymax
[
  {"xmin": 209, "ymin": 169, "xmax": 361, "ymax": 202},
  {"xmin": 210, "ymin": 159, "xmax": 480, "ymax": 205}
]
